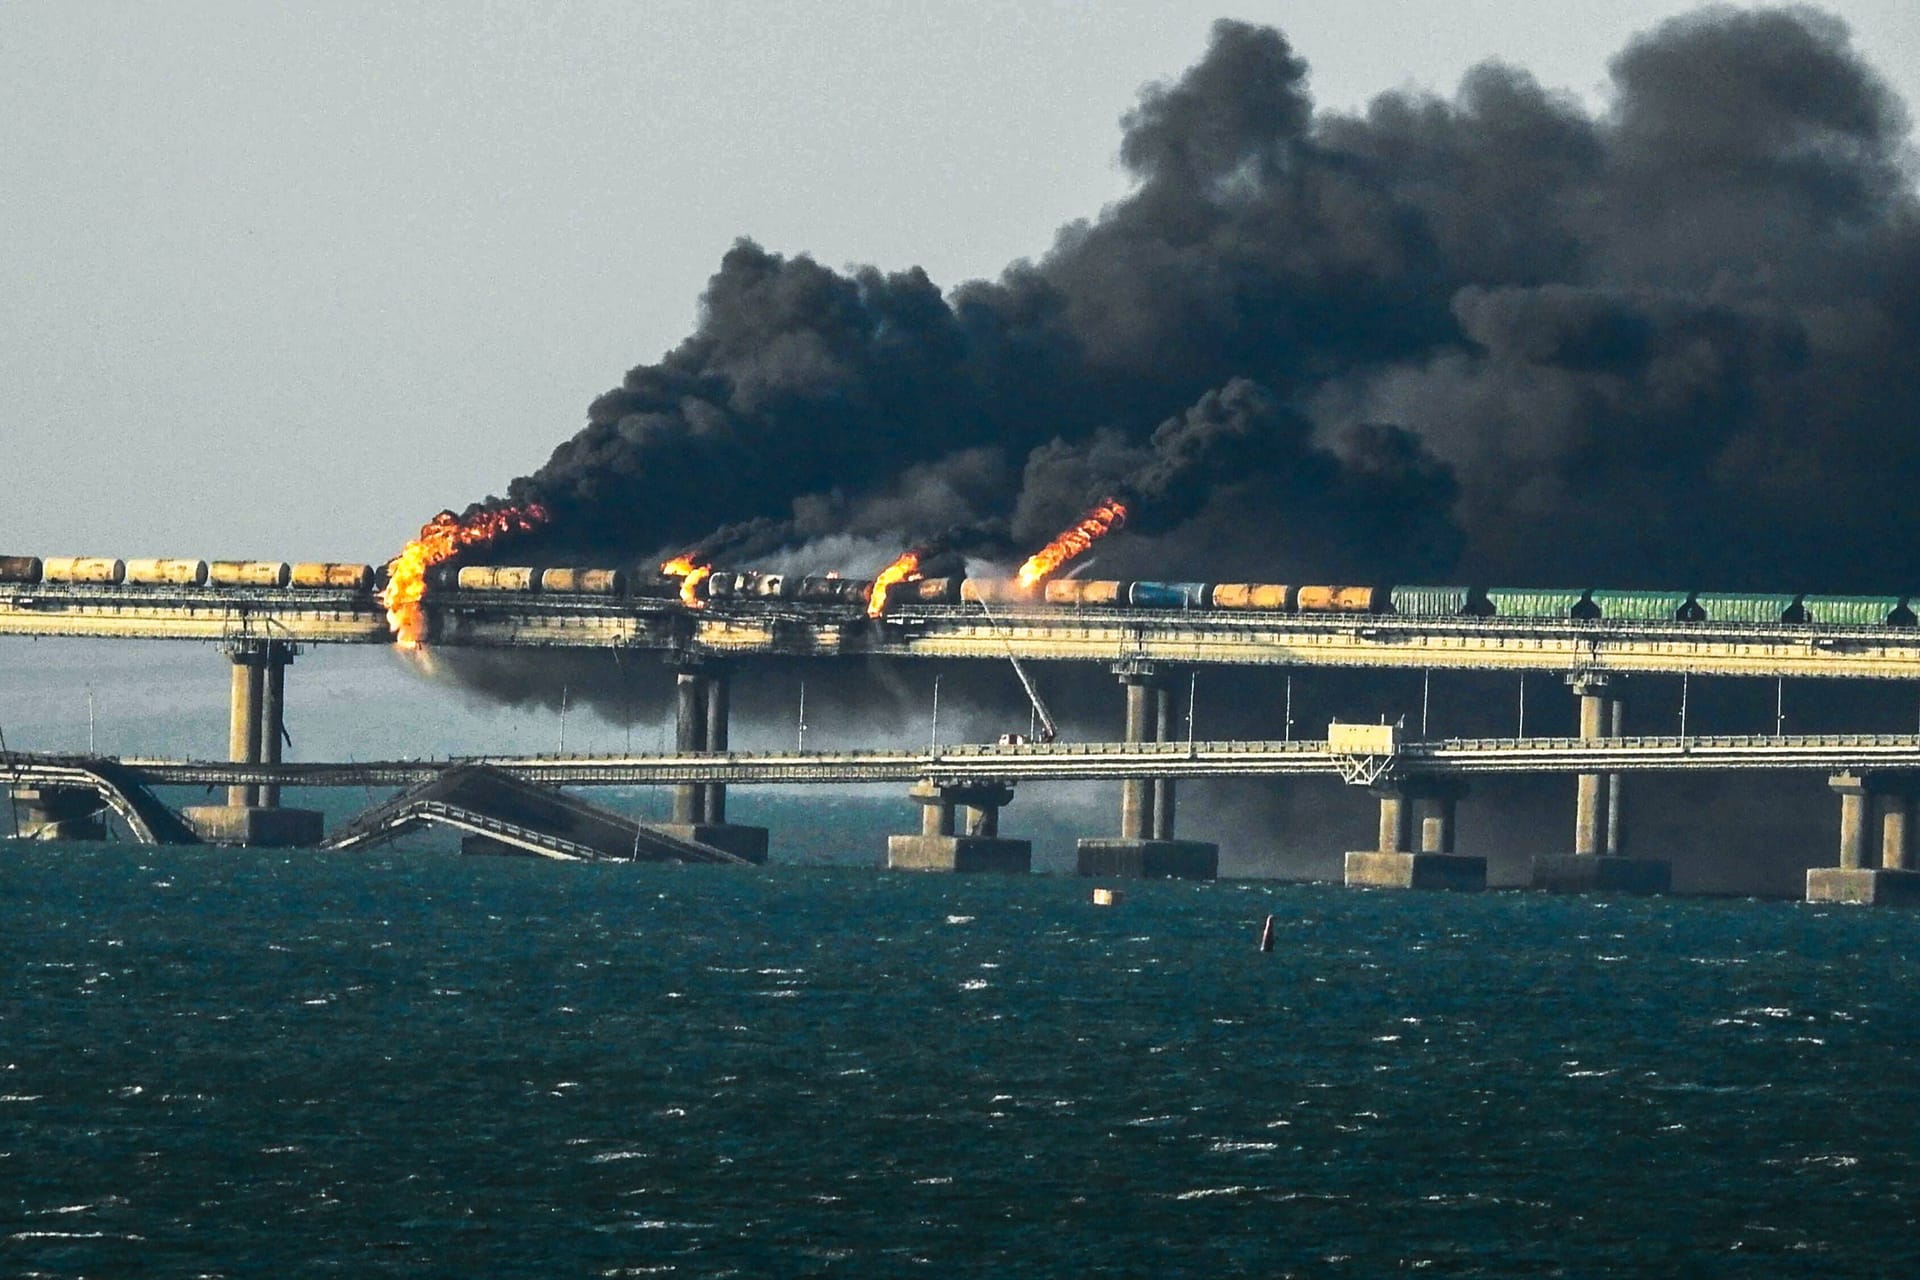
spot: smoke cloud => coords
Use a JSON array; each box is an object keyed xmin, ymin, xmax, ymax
[
  {"xmin": 485, "ymin": 8, "xmax": 1918, "ymax": 596},
  {"xmin": 438, "ymin": 9, "xmax": 1920, "ymax": 889}
]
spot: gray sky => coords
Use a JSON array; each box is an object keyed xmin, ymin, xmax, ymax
[{"xmin": 6, "ymin": 0, "xmax": 1919, "ymax": 563}]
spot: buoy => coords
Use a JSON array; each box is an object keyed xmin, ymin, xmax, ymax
[
  {"xmin": 1258, "ymin": 914, "xmax": 1275, "ymax": 953},
  {"xmin": 1093, "ymin": 887, "xmax": 1123, "ymax": 906}
]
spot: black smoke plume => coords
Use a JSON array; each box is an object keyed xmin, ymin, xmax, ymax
[
  {"xmin": 487, "ymin": 8, "xmax": 1919, "ymax": 594},
  {"xmin": 436, "ymin": 9, "xmax": 1920, "ymax": 889}
]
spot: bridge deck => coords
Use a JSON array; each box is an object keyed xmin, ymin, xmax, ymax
[
  {"xmin": 8, "ymin": 584, "xmax": 1920, "ymax": 677},
  {"xmin": 317, "ymin": 765, "xmax": 750, "ymax": 862},
  {"xmin": 12, "ymin": 734, "xmax": 1920, "ymax": 791}
]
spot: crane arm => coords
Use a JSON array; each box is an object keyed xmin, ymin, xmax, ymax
[{"xmin": 971, "ymin": 592, "xmax": 1060, "ymax": 743}]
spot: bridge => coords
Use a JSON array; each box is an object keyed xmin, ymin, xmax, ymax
[
  {"xmin": 15, "ymin": 733, "xmax": 1920, "ymax": 789},
  {"xmin": 9, "ymin": 581, "xmax": 1920, "ymax": 678},
  {"xmin": 10, "ymin": 579, "xmax": 1920, "ymax": 902},
  {"xmin": 6, "ymin": 731, "xmax": 1920, "ymax": 902}
]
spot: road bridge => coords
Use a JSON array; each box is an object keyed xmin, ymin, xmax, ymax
[
  {"xmin": 15, "ymin": 732, "xmax": 1920, "ymax": 789},
  {"xmin": 8, "ymin": 730, "xmax": 1917, "ymax": 902}
]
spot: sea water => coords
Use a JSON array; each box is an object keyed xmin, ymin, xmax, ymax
[{"xmin": 5, "ymin": 835, "xmax": 1919, "ymax": 1277}]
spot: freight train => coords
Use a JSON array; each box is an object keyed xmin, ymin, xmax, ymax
[
  {"xmin": 0, "ymin": 557, "xmax": 376, "ymax": 590},
  {"xmin": 4, "ymin": 554, "xmax": 1917, "ymax": 628}
]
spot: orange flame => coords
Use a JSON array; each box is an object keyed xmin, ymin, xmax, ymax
[
  {"xmin": 1016, "ymin": 497, "xmax": 1128, "ymax": 590},
  {"xmin": 868, "ymin": 548, "xmax": 924, "ymax": 618},
  {"xmin": 381, "ymin": 503, "xmax": 549, "ymax": 649},
  {"xmin": 660, "ymin": 553, "xmax": 712, "ymax": 609}
]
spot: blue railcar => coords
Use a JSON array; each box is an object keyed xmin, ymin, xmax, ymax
[{"xmin": 1127, "ymin": 581, "xmax": 1211, "ymax": 609}]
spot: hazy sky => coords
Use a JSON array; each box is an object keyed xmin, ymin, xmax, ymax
[{"xmin": 6, "ymin": 0, "xmax": 1919, "ymax": 563}]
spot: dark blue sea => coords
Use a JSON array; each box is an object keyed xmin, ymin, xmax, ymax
[{"xmin": 6, "ymin": 838, "xmax": 1920, "ymax": 1277}]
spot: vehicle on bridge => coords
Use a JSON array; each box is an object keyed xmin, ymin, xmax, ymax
[{"xmin": 7, "ymin": 551, "xmax": 1918, "ymax": 631}]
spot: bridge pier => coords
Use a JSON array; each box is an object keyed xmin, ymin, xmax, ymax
[
  {"xmin": 183, "ymin": 640, "xmax": 322, "ymax": 847},
  {"xmin": 888, "ymin": 780, "xmax": 1030, "ymax": 872},
  {"xmin": 1807, "ymin": 772, "xmax": 1920, "ymax": 904},
  {"xmin": 656, "ymin": 662, "xmax": 768, "ymax": 863},
  {"xmin": 1345, "ymin": 779, "xmax": 1485, "ymax": 890},
  {"xmin": 9, "ymin": 785, "xmax": 107, "ymax": 841},
  {"xmin": 1531, "ymin": 675, "xmax": 1670, "ymax": 894},
  {"xmin": 1076, "ymin": 663, "xmax": 1218, "ymax": 879}
]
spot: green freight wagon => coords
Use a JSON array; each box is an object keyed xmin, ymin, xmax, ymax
[
  {"xmin": 1790, "ymin": 595, "xmax": 1904, "ymax": 626},
  {"xmin": 1688, "ymin": 593, "xmax": 1796, "ymax": 623},
  {"xmin": 1586, "ymin": 590, "xmax": 1691, "ymax": 621},
  {"xmin": 1388, "ymin": 585, "xmax": 1472, "ymax": 617},
  {"xmin": 1482, "ymin": 588, "xmax": 1589, "ymax": 619}
]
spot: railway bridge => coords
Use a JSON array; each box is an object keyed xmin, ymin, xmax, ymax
[{"xmin": 10, "ymin": 576, "xmax": 1920, "ymax": 901}]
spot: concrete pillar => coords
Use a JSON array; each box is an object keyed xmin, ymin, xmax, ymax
[
  {"xmin": 1809, "ymin": 773, "xmax": 1920, "ymax": 904},
  {"xmin": 1345, "ymin": 781, "xmax": 1482, "ymax": 891},
  {"xmin": 1120, "ymin": 674, "xmax": 1155, "ymax": 840},
  {"xmin": 1834, "ymin": 774, "xmax": 1870, "ymax": 871},
  {"xmin": 920, "ymin": 786, "xmax": 956, "ymax": 837},
  {"xmin": 891, "ymin": 780, "xmax": 1028, "ymax": 872},
  {"xmin": 1570, "ymin": 674, "xmax": 1611, "ymax": 856},
  {"xmin": 1418, "ymin": 792, "xmax": 1459, "ymax": 855},
  {"xmin": 257, "ymin": 642, "xmax": 292, "ymax": 809},
  {"xmin": 1882, "ymin": 794, "xmax": 1912, "ymax": 872},
  {"xmin": 1151, "ymin": 685, "xmax": 1176, "ymax": 841},
  {"xmin": 703, "ymin": 670, "xmax": 729, "ymax": 825},
  {"xmin": 1376, "ymin": 788, "xmax": 1412, "ymax": 854},
  {"xmin": 1605, "ymin": 696, "xmax": 1625, "ymax": 855},
  {"xmin": 1078, "ymin": 662, "xmax": 1216, "ymax": 880},
  {"xmin": 227, "ymin": 642, "xmax": 266, "ymax": 808},
  {"xmin": 183, "ymin": 639, "xmax": 322, "ymax": 847},
  {"xmin": 965, "ymin": 803, "xmax": 1000, "ymax": 838},
  {"xmin": 651, "ymin": 661, "xmax": 768, "ymax": 864},
  {"xmin": 1531, "ymin": 676, "xmax": 1667, "ymax": 893},
  {"xmin": 672, "ymin": 669, "xmax": 708, "ymax": 826}
]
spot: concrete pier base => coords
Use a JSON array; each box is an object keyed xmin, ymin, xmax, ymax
[
  {"xmin": 1530, "ymin": 854, "xmax": 1671, "ymax": 895},
  {"xmin": 181, "ymin": 805, "xmax": 324, "ymax": 848},
  {"xmin": 9, "ymin": 787, "xmax": 107, "ymax": 841},
  {"xmin": 1345, "ymin": 851, "xmax": 1487, "ymax": 891},
  {"xmin": 654, "ymin": 823, "xmax": 770, "ymax": 864},
  {"xmin": 888, "ymin": 834, "xmax": 1032, "ymax": 873},
  {"xmin": 1806, "ymin": 867, "xmax": 1920, "ymax": 906},
  {"xmin": 1075, "ymin": 838, "xmax": 1219, "ymax": 880}
]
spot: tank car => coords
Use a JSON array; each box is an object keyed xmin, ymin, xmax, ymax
[
  {"xmin": 44, "ymin": 556, "xmax": 126, "ymax": 585},
  {"xmin": 960, "ymin": 578, "xmax": 1039, "ymax": 606},
  {"xmin": 124, "ymin": 558, "xmax": 209, "ymax": 586},
  {"xmin": 1295, "ymin": 585, "xmax": 1389, "ymax": 613},
  {"xmin": 291, "ymin": 562, "xmax": 376, "ymax": 591},
  {"xmin": 1211, "ymin": 583, "xmax": 1291, "ymax": 611},
  {"xmin": 457, "ymin": 565, "xmax": 538, "ymax": 592},
  {"xmin": 793, "ymin": 576, "xmax": 872, "ymax": 605},
  {"xmin": 0, "ymin": 556, "xmax": 44, "ymax": 584},
  {"xmin": 208, "ymin": 560, "xmax": 291, "ymax": 588},
  {"xmin": 1127, "ymin": 581, "xmax": 1211, "ymax": 609},
  {"xmin": 1043, "ymin": 579, "xmax": 1126, "ymax": 606},
  {"xmin": 896, "ymin": 575, "xmax": 962, "ymax": 605}
]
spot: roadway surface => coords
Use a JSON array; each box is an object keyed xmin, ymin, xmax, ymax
[
  {"xmin": 9, "ymin": 733, "xmax": 1920, "ymax": 790},
  {"xmin": 9, "ymin": 582, "xmax": 1920, "ymax": 678}
]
